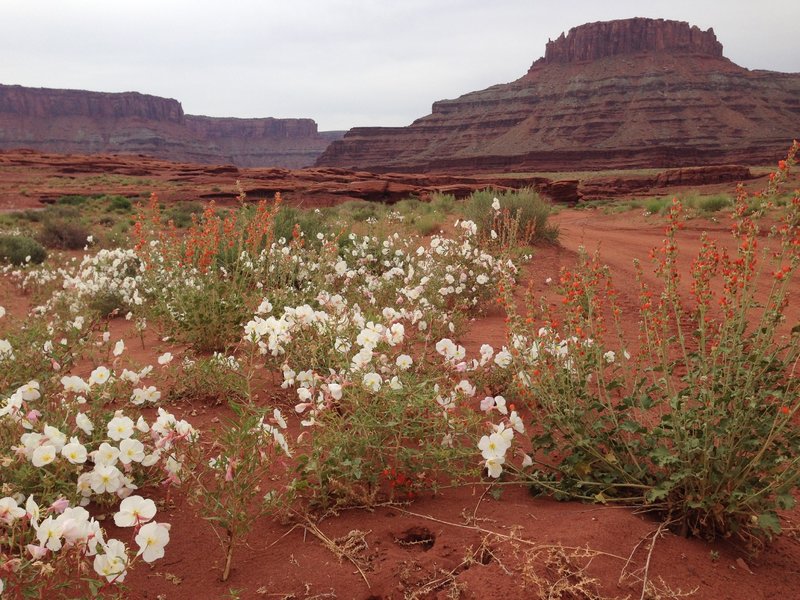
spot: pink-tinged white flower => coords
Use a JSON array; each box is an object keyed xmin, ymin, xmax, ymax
[
  {"xmin": 0, "ymin": 497, "xmax": 26, "ymax": 524},
  {"xmin": 88, "ymin": 366, "xmax": 111, "ymax": 386},
  {"xmin": 32, "ymin": 445, "xmax": 57, "ymax": 467},
  {"xmin": 61, "ymin": 438, "xmax": 88, "ymax": 464},
  {"xmin": 480, "ymin": 396, "xmax": 495, "ymax": 412},
  {"xmin": 27, "ymin": 543, "xmax": 48, "ymax": 560},
  {"xmin": 61, "ymin": 375, "xmax": 90, "ymax": 394},
  {"xmin": 456, "ymin": 379, "xmax": 476, "ymax": 398},
  {"xmin": 396, "ymin": 354, "xmax": 413, "ymax": 370},
  {"xmin": 113, "ymin": 340, "xmax": 125, "ymax": 357},
  {"xmin": 386, "ymin": 323, "xmax": 405, "ymax": 346},
  {"xmin": 157, "ymin": 352, "xmax": 173, "ymax": 365},
  {"xmin": 76, "ymin": 411, "xmax": 94, "ymax": 435},
  {"xmin": 118, "ymin": 438, "xmax": 145, "ymax": 464},
  {"xmin": 113, "ymin": 495, "xmax": 156, "ymax": 527},
  {"xmin": 107, "ymin": 415, "xmax": 134, "ymax": 441},
  {"xmin": 93, "ymin": 539, "xmax": 128, "ymax": 582},
  {"xmin": 362, "ymin": 372, "xmax": 382, "ymax": 392},
  {"xmin": 135, "ymin": 522, "xmax": 170, "ymax": 563},
  {"xmin": 49, "ymin": 497, "xmax": 70, "ymax": 514}
]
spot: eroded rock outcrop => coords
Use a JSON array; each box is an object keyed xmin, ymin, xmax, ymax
[
  {"xmin": 316, "ymin": 18, "xmax": 800, "ymax": 173},
  {"xmin": 0, "ymin": 84, "xmax": 343, "ymax": 168}
]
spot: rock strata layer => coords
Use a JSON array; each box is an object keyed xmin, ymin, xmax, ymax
[
  {"xmin": 316, "ymin": 18, "xmax": 800, "ymax": 172},
  {"xmin": 0, "ymin": 84, "xmax": 343, "ymax": 168}
]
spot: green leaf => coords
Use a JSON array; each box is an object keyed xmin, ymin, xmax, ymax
[
  {"xmin": 757, "ymin": 512, "xmax": 782, "ymax": 535},
  {"xmin": 650, "ymin": 446, "xmax": 678, "ymax": 466},
  {"xmin": 647, "ymin": 485, "xmax": 670, "ymax": 502},
  {"xmin": 776, "ymin": 493, "xmax": 796, "ymax": 510}
]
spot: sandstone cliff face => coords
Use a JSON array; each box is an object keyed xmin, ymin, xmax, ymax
[
  {"xmin": 0, "ymin": 85, "xmax": 343, "ymax": 168},
  {"xmin": 316, "ymin": 18, "xmax": 800, "ymax": 172}
]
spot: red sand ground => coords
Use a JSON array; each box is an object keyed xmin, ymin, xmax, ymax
[{"xmin": 4, "ymin": 203, "xmax": 800, "ymax": 599}]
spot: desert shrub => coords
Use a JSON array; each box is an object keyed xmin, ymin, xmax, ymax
[
  {"xmin": 272, "ymin": 206, "xmax": 330, "ymax": 245},
  {"xmin": 463, "ymin": 188, "xmax": 559, "ymax": 245},
  {"xmin": 412, "ymin": 212, "xmax": 443, "ymax": 235},
  {"xmin": 508, "ymin": 150, "xmax": 800, "ymax": 547},
  {"xmin": 693, "ymin": 193, "xmax": 731, "ymax": 213},
  {"xmin": 106, "ymin": 195, "xmax": 133, "ymax": 212},
  {"xmin": 38, "ymin": 218, "xmax": 92, "ymax": 250},
  {"xmin": 0, "ymin": 234, "xmax": 47, "ymax": 265},
  {"xmin": 164, "ymin": 201, "xmax": 204, "ymax": 228},
  {"xmin": 644, "ymin": 197, "xmax": 670, "ymax": 214},
  {"xmin": 167, "ymin": 354, "xmax": 249, "ymax": 405},
  {"xmin": 56, "ymin": 194, "xmax": 91, "ymax": 206},
  {"xmin": 430, "ymin": 192, "xmax": 456, "ymax": 213}
]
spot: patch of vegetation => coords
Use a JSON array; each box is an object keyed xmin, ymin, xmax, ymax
[{"xmin": 0, "ymin": 234, "xmax": 47, "ymax": 265}]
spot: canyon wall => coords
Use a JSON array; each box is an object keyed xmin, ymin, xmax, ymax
[
  {"xmin": 0, "ymin": 84, "xmax": 343, "ymax": 168},
  {"xmin": 316, "ymin": 18, "xmax": 800, "ymax": 172}
]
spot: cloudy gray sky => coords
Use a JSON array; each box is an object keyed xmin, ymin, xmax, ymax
[{"xmin": 2, "ymin": 1, "xmax": 798, "ymax": 131}]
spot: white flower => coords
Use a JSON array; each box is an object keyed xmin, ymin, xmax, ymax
[
  {"xmin": 61, "ymin": 438, "xmax": 88, "ymax": 464},
  {"xmin": 32, "ymin": 445, "xmax": 57, "ymax": 467},
  {"xmin": 389, "ymin": 376, "xmax": 403, "ymax": 390},
  {"xmin": 94, "ymin": 442, "xmax": 120, "ymax": 466},
  {"xmin": 362, "ymin": 372, "xmax": 382, "ymax": 392},
  {"xmin": 18, "ymin": 381, "xmax": 40, "ymax": 401},
  {"xmin": 107, "ymin": 415, "xmax": 135, "ymax": 441},
  {"xmin": 76, "ymin": 412, "xmax": 94, "ymax": 435},
  {"xmin": 494, "ymin": 349, "xmax": 512, "ymax": 368},
  {"xmin": 509, "ymin": 410, "xmax": 525, "ymax": 433},
  {"xmin": 256, "ymin": 299, "xmax": 273, "ymax": 315},
  {"xmin": 93, "ymin": 539, "xmax": 128, "ymax": 582},
  {"xmin": 89, "ymin": 366, "xmax": 111, "ymax": 386},
  {"xmin": 157, "ymin": 352, "xmax": 173, "ymax": 365},
  {"xmin": 113, "ymin": 340, "xmax": 125, "ymax": 357},
  {"xmin": 0, "ymin": 306, "xmax": 5, "ymax": 318},
  {"xmin": 0, "ymin": 339, "xmax": 13, "ymax": 361},
  {"xmin": 396, "ymin": 354, "xmax": 413, "ymax": 370},
  {"xmin": 135, "ymin": 522, "xmax": 170, "ymax": 563},
  {"xmin": 62, "ymin": 375, "xmax": 90, "ymax": 394},
  {"xmin": 603, "ymin": 350, "xmax": 616, "ymax": 364},
  {"xmin": 522, "ymin": 454, "xmax": 534, "ymax": 468},
  {"xmin": 491, "ymin": 197, "xmax": 501, "ymax": 211},
  {"xmin": 118, "ymin": 438, "xmax": 145, "ymax": 464},
  {"xmin": 0, "ymin": 497, "xmax": 27, "ymax": 524},
  {"xmin": 114, "ymin": 495, "xmax": 156, "ymax": 527},
  {"xmin": 89, "ymin": 464, "xmax": 124, "ymax": 494},
  {"xmin": 485, "ymin": 456, "xmax": 505, "ymax": 478}
]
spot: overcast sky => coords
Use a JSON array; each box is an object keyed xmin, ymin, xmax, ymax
[{"xmin": 2, "ymin": 1, "xmax": 799, "ymax": 131}]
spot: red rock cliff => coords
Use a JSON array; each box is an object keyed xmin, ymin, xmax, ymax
[
  {"xmin": 0, "ymin": 84, "xmax": 342, "ymax": 168},
  {"xmin": 534, "ymin": 18, "xmax": 722, "ymax": 66},
  {"xmin": 316, "ymin": 18, "xmax": 800, "ymax": 172}
]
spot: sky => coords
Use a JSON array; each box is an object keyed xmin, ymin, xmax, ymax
[{"xmin": 2, "ymin": 1, "xmax": 799, "ymax": 131}]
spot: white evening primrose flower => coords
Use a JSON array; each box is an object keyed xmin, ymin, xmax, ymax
[
  {"xmin": 256, "ymin": 299, "xmax": 273, "ymax": 315},
  {"xmin": 89, "ymin": 366, "xmax": 111, "ymax": 386},
  {"xmin": 94, "ymin": 442, "xmax": 120, "ymax": 466},
  {"xmin": 389, "ymin": 376, "xmax": 403, "ymax": 390},
  {"xmin": 157, "ymin": 352, "xmax": 173, "ymax": 365},
  {"xmin": 603, "ymin": 350, "xmax": 616, "ymax": 364},
  {"xmin": 31, "ymin": 445, "xmax": 57, "ymax": 467},
  {"xmin": 19, "ymin": 381, "xmax": 41, "ymax": 401},
  {"xmin": 135, "ymin": 521, "xmax": 170, "ymax": 563},
  {"xmin": 492, "ymin": 197, "xmax": 501, "ymax": 211},
  {"xmin": 61, "ymin": 438, "xmax": 88, "ymax": 464},
  {"xmin": 118, "ymin": 438, "xmax": 145, "ymax": 465},
  {"xmin": 93, "ymin": 539, "xmax": 128, "ymax": 582},
  {"xmin": 89, "ymin": 464, "xmax": 124, "ymax": 494},
  {"xmin": 362, "ymin": 372, "xmax": 382, "ymax": 392},
  {"xmin": 0, "ymin": 306, "xmax": 5, "ymax": 318},
  {"xmin": 107, "ymin": 415, "xmax": 135, "ymax": 441},
  {"xmin": 0, "ymin": 497, "xmax": 26, "ymax": 524},
  {"xmin": 113, "ymin": 340, "xmax": 125, "ymax": 357},
  {"xmin": 396, "ymin": 354, "xmax": 413, "ymax": 370},
  {"xmin": 114, "ymin": 495, "xmax": 156, "ymax": 527},
  {"xmin": 327, "ymin": 383, "xmax": 343, "ymax": 401},
  {"xmin": 485, "ymin": 456, "xmax": 505, "ymax": 478},
  {"xmin": 522, "ymin": 454, "xmax": 534, "ymax": 468},
  {"xmin": 0, "ymin": 339, "xmax": 13, "ymax": 361},
  {"xmin": 509, "ymin": 410, "xmax": 525, "ymax": 433},
  {"xmin": 494, "ymin": 350, "xmax": 512, "ymax": 368},
  {"xmin": 61, "ymin": 375, "xmax": 90, "ymax": 394},
  {"xmin": 76, "ymin": 412, "xmax": 94, "ymax": 435}
]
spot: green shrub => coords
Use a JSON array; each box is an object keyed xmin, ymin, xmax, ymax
[
  {"xmin": 462, "ymin": 188, "xmax": 559, "ymax": 245},
  {"xmin": 694, "ymin": 194, "xmax": 732, "ymax": 213},
  {"xmin": 56, "ymin": 195, "xmax": 91, "ymax": 206},
  {"xmin": 0, "ymin": 234, "xmax": 47, "ymax": 265},
  {"xmin": 106, "ymin": 195, "xmax": 133, "ymax": 212},
  {"xmin": 272, "ymin": 206, "xmax": 330, "ymax": 244},
  {"xmin": 412, "ymin": 212, "xmax": 443, "ymax": 235},
  {"xmin": 37, "ymin": 218, "xmax": 92, "ymax": 250}
]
